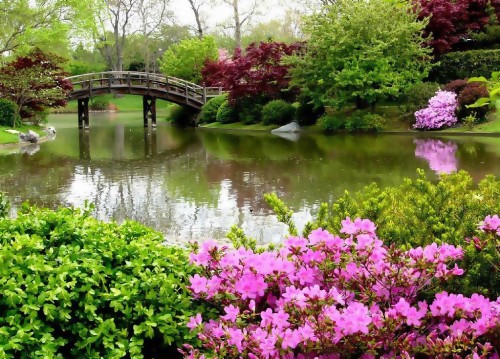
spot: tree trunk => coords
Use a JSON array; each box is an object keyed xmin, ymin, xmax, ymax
[{"xmin": 233, "ymin": 0, "xmax": 241, "ymax": 49}]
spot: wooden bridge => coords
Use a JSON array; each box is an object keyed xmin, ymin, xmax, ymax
[{"xmin": 66, "ymin": 71, "xmax": 223, "ymax": 129}]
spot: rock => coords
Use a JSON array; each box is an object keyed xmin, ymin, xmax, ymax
[
  {"xmin": 271, "ymin": 121, "xmax": 301, "ymax": 133},
  {"xmin": 45, "ymin": 126, "xmax": 56, "ymax": 135},
  {"xmin": 19, "ymin": 130, "xmax": 40, "ymax": 143},
  {"xmin": 4, "ymin": 129, "xmax": 20, "ymax": 135}
]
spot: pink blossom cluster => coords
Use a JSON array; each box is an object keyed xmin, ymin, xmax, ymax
[
  {"xmin": 182, "ymin": 217, "xmax": 500, "ymax": 358},
  {"xmin": 414, "ymin": 90, "xmax": 459, "ymax": 130},
  {"xmin": 414, "ymin": 138, "xmax": 458, "ymax": 174},
  {"xmin": 480, "ymin": 215, "xmax": 500, "ymax": 236}
]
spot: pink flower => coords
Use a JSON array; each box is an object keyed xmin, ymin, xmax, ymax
[
  {"xmin": 187, "ymin": 313, "xmax": 202, "ymax": 330},
  {"xmin": 222, "ymin": 305, "xmax": 240, "ymax": 322}
]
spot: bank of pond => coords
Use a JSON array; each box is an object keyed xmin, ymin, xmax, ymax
[{"xmin": 0, "ymin": 171, "xmax": 499, "ymax": 358}]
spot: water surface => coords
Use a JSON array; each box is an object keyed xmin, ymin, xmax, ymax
[{"xmin": 1, "ymin": 113, "xmax": 500, "ymax": 243}]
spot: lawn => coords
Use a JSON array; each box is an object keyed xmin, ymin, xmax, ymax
[
  {"xmin": 59, "ymin": 94, "xmax": 174, "ymax": 113},
  {"xmin": 0, "ymin": 126, "xmax": 46, "ymax": 145}
]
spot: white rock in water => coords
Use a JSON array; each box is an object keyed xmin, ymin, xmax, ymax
[
  {"xmin": 46, "ymin": 126, "xmax": 56, "ymax": 134},
  {"xmin": 271, "ymin": 122, "xmax": 301, "ymax": 133},
  {"xmin": 4, "ymin": 129, "xmax": 20, "ymax": 134},
  {"xmin": 19, "ymin": 130, "xmax": 40, "ymax": 143}
]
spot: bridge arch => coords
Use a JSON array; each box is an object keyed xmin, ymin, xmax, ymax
[{"xmin": 65, "ymin": 71, "xmax": 223, "ymax": 129}]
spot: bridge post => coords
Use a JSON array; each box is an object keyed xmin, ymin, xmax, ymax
[
  {"xmin": 78, "ymin": 98, "xmax": 90, "ymax": 129},
  {"xmin": 143, "ymin": 95, "xmax": 157, "ymax": 127}
]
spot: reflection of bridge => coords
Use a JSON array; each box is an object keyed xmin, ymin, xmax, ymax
[{"xmin": 66, "ymin": 71, "xmax": 223, "ymax": 129}]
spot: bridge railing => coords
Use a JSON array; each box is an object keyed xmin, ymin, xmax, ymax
[{"xmin": 66, "ymin": 71, "xmax": 224, "ymax": 104}]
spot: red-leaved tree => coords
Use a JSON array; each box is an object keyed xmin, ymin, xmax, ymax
[
  {"xmin": 0, "ymin": 49, "xmax": 72, "ymax": 121},
  {"xmin": 202, "ymin": 41, "xmax": 304, "ymax": 103},
  {"xmin": 416, "ymin": 0, "xmax": 491, "ymax": 55}
]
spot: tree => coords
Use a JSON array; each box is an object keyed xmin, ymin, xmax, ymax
[
  {"xmin": 0, "ymin": 0, "xmax": 99, "ymax": 57},
  {"xmin": 136, "ymin": 0, "xmax": 172, "ymax": 72},
  {"xmin": 241, "ymin": 18, "xmax": 301, "ymax": 47},
  {"xmin": 186, "ymin": 0, "xmax": 208, "ymax": 39},
  {"xmin": 218, "ymin": 0, "xmax": 260, "ymax": 49},
  {"xmin": 95, "ymin": 0, "xmax": 138, "ymax": 72},
  {"xmin": 0, "ymin": 49, "xmax": 72, "ymax": 124},
  {"xmin": 159, "ymin": 36, "xmax": 218, "ymax": 83},
  {"xmin": 202, "ymin": 41, "xmax": 303, "ymax": 102},
  {"xmin": 416, "ymin": 0, "xmax": 491, "ymax": 55},
  {"xmin": 290, "ymin": 0, "xmax": 433, "ymax": 110}
]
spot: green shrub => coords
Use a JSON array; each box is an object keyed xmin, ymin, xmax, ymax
[
  {"xmin": 90, "ymin": 97, "xmax": 110, "ymax": 111},
  {"xmin": 430, "ymin": 49, "xmax": 500, "ymax": 83},
  {"xmin": 0, "ymin": 204, "xmax": 213, "ymax": 358},
  {"xmin": 399, "ymin": 82, "xmax": 440, "ymax": 113},
  {"xmin": 168, "ymin": 105, "xmax": 197, "ymax": 127},
  {"xmin": 320, "ymin": 112, "xmax": 384, "ymax": 133},
  {"xmin": 295, "ymin": 100, "xmax": 324, "ymax": 127},
  {"xmin": 262, "ymin": 100, "xmax": 295, "ymax": 126},
  {"xmin": 238, "ymin": 104, "xmax": 263, "ymax": 125},
  {"xmin": 0, "ymin": 99, "xmax": 18, "ymax": 127},
  {"xmin": 0, "ymin": 192, "xmax": 9, "ymax": 218},
  {"xmin": 216, "ymin": 100, "xmax": 237, "ymax": 124},
  {"xmin": 266, "ymin": 170, "xmax": 500, "ymax": 298},
  {"xmin": 199, "ymin": 94, "xmax": 226, "ymax": 124}
]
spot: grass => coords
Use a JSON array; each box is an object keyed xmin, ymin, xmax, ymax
[
  {"xmin": 443, "ymin": 111, "xmax": 500, "ymax": 133},
  {"xmin": 57, "ymin": 94, "xmax": 174, "ymax": 113},
  {"xmin": 199, "ymin": 122, "xmax": 279, "ymax": 131},
  {"xmin": 0, "ymin": 125, "xmax": 46, "ymax": 145}
]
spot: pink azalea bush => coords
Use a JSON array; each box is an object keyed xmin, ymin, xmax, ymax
[
  {"xmin": 182, "ymin": 217, "xmax": 500, "ymax": 358},
  {"xmin": 414, "ymin": 90, "xmax": 459, "ymax": 130}
]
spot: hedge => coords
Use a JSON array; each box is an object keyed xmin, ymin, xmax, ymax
[{"xmin": 430, "ymin": 49, "xmax": 500, "ymax": 83}]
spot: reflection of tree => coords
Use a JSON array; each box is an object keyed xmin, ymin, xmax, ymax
[{"xmin": 414, "ymin": 138, "xmax": 458, "ymax": 174}]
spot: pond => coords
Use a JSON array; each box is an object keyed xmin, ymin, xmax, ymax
[{"xmin": 1, "ymin": 112, "xmax": 500, "ymax": 244}]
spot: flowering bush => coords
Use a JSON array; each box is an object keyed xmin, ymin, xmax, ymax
[
  {"xmin": 414, "ymin": 90, "xmax": 459, "ymax": 130},
  {"xmin": 183, "ymin": 218, "xmax": 500, "ymax": 358}
]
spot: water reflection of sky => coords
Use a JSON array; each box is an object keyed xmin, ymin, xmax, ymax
[{"xmin": 2, "ymin": 114, "xmax": 500, "ymax": 243}]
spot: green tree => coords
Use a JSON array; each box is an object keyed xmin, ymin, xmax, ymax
[
  {"xmin": 159, "ymin": 36, "xmax": 218, "ymax": 83},
  {"xmin": 290, "ymin": 0, "xmax": 433, "ymax": 109},
  {"xmin": 0, "ymin": 0, "xmax": 99, "ymax": 58}
]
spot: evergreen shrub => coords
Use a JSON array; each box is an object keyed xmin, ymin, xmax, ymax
[
  {"xmin": 0, "ymin": 192, "xmax": 8, "ymax": 218},
  {"xmin": 90, "ymin": 97, "xmax": 110, "ymax": 111},
  {"xmin": 169, "ymin": 105, "xmax": 197, "ymax": 127},
  {"xmin": 430, "ymin": 49, "xmax": 500, "ymax": 83},
  {"xmin": 0, "ymin": 204, "xmax": 212, "ymax": 358},
  {"xmin": 199, "ymin": 94, "xmax": 226, "ymax": 124},
  {"xmin": 262, "ymin": 100, "xmax": 294, "ymax": 126},
  {"xmin": 0, "ymin": 99, "xmax": 18, "ymax": 127},
  {"xmin": 216, "ymin": 100, "xmax": 237, "ymax": 124}
]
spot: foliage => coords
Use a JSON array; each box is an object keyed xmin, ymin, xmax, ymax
[
  {"xmin": 168, "ymin": 105, "xmax": 197, "ymax": 127},
  {"xmin": 238, "ymin": 103, "xmax": 263, "ymax": 125},
  {"xmin": 430, "ymin": 49, "xmax": 500, "ymax": 83},
  {"xmin": 290, "ymin": 0, "xmax": 432, "ymax": 110},
  {"xmin": 414, "ymin": 90, "xmax": 459, "ymax": 130},
  {"xmin": 0, "ymin": 192, "xmax": 9, "ymax": 218},
  {"xmin": 294, "ymin": 94, "xmax": 325, "ymax": 126},
  {"xmin": 199, "ymin": 94, "xmax": 227, "ymax": 124},
  {"xmin": 398, "ymin": 82, "xmax": 440, "ymax": 114},
  {"xmin": 262, "ymin": 100, "xmax": 295, "ymax": 126},
  {"xmin": 90, "ymin": 97, "xmax": 110, "ymax": 111},
  {"xmin": 183, "ymin": 220, "xmax": 499, "ymax": 358},
  {"xmin": 0, "ymin": 49, "xmax": 72, "ymax": 124},
  {"xmin": 415, "ymin": 0, "xmax": 491, "ymax": 55},
  {"xmin": 0, "ymin": 204, "xmax": 211, "ymax": 358},
  {"xmin": 467, "ymin": 72, "xmax": 500, "ymax": 110},
  {"xmin": 267, "ymin": 170, "xmax": 500, "ymax": 298},
  {"xmin": 202, "ymin": 41, "xmax": 303, "ymax": 103},
  {"xmin": 30, "ymin": 109, "xmax": 50, "ymax": 126},
  {"xmin": 444, "ymin": 80, "xmax": 490, "ymax": 120},
  {"xmin": 0, "ymin": 99, "xmax": 18, "ymax": 127},
  {"xmin": 216, "ymin": 100, "xmax": 237, "ymax": 124},
  {"xmin": 320, "ymin": 112, "xmax": 385, "ymax": 133},
  {"xmin": 159, "ymin": 36, "xmax": 218, "ymax": 84}
]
